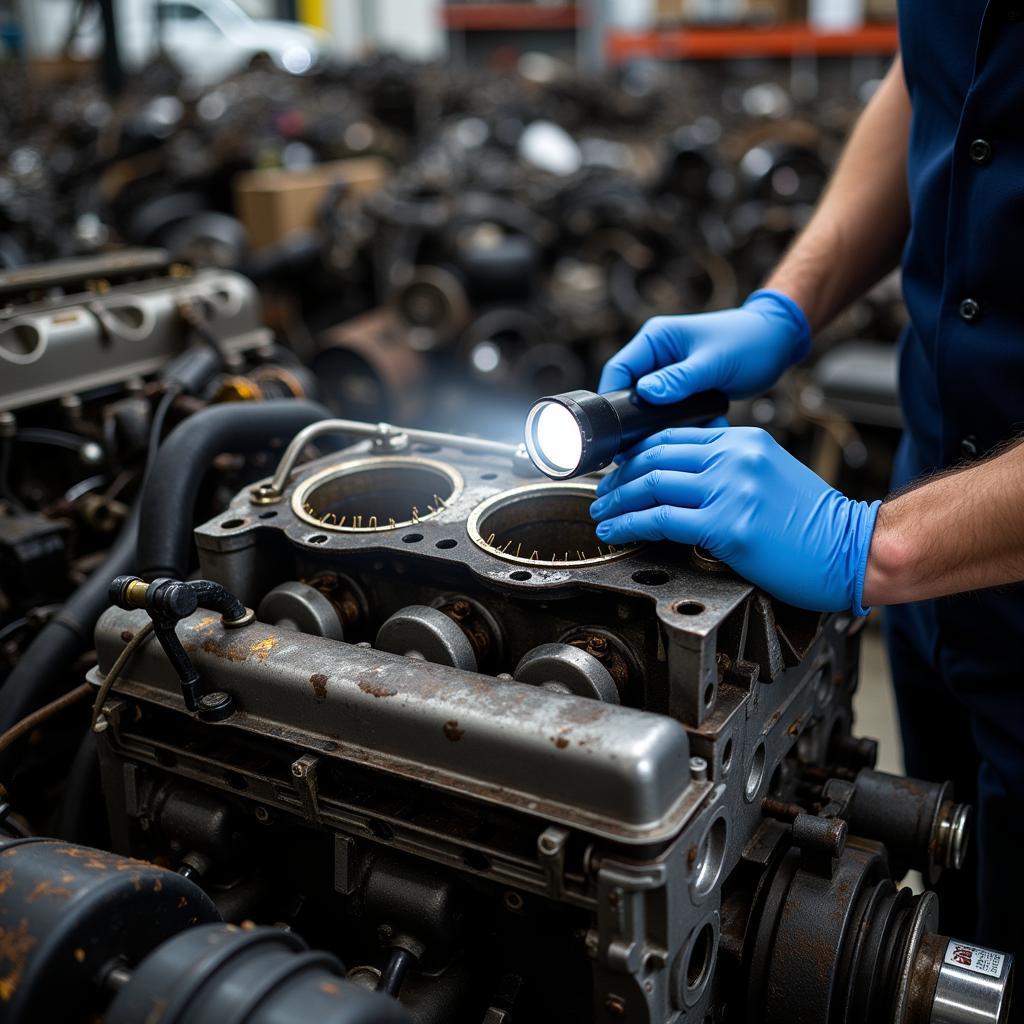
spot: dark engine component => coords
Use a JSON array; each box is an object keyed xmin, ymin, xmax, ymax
[
  {"xmin": 0, "ymin": 837, "xmax": 410, "ymax": 1024},
  {"xmin": 0, "ymin": 836, "xmax": 218, "ymax": 1021},
  {"xmin": 80, "ymin": 420, "xmax": 1013, "ymax": 1024}
]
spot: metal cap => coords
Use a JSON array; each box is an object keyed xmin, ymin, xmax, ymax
[{"xmin": 931, "ymin": 939, "xmax": 1014, "ymax": 1024}]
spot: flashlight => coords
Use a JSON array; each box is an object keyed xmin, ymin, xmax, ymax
[{"xmin": 524, "ymin": 387, "xmax": 728, "ymax": 479}]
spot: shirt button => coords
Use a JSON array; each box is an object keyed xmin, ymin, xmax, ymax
[
  {"xmin": 969, "ymin": 138, "xmax": 993, "ymax": 164},
  {"xmin": 959, "ymin": 297, "xmax": 982, "ymax": 323},
  {"xmin": 961, "ymin": 436, "xmax": 978, "ymax": 458}
]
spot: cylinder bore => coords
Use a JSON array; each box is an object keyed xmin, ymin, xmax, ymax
[
  {"xmin": 292, "ymin": 456, "xmax": 463, "ymax": 533},
  {"xmin": 467, "ymin": 482, "xmax": 638, "ymax": 567}
]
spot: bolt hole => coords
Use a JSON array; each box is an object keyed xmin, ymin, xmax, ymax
[
  {"xmin": 504, "ymin": 891, "xmax": 524, "ymax": 912},
  {"xmin": 509, "ymin": 570, "xmax": 532, "ymax": 581},
  {"xmin": 223, "ymin": 770, "xmax": 248, "ymax": 790},
  {"xmin": 693, "ymin": 817, "xmax": 727, "ymax": 897},
  {"xmin": 722, "ymin": 737, "xmax": 734, "ymax": 771},
  {"xmin": 632, "ymin": 568, "xmax": 669, "ymax": 586},
  {"xmin": 745, "ymin": 742, "xmax": 767, "ymax": 802},
  {"xmin": 463, "ymin": 849, "xmax": 491, "ymax": 872},
  {"xmin": 674, "ymin": 600, "xmax": 706, "ymax": 616},
  {"xmin": 221, "ymin": 518, "xmax": 245, "ymax": 529},
  {"xmin": 686, "ymin": 922, "xmax": 715, "ymax": 992},
  {"xmin": 308, "ymin": 534, "xmax": 328, "ymax": 544},
  {"xmin": 435, "ymin": 538, "xmax": 457, "ymax": 549},
  {"xmin": 257, "ymin": 510, "xmax": 277, "ymax": 520},
  {"xmin": 703, "ymin": 682, "xmax": 715, "ymax": 708},
  {"xmin": 481, "ymin": 472, "xmax": 498, "ymax": 480},
  {"xmin": 402, "ymin": 532, "xmax": 423, "ymax": 543}
]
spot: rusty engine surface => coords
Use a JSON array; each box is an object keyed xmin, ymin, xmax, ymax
[{"xmin": 30, "ymin": 419, "xmax": 1003, "ymax": 1024}]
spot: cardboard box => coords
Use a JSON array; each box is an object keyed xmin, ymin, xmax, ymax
[{"xmin": 233, "ymin": 157, "xmax": 389, "ymax": 251}]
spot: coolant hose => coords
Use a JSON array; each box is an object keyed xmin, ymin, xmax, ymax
[
  {"xmin": 136, "ymin": 399, "xmax": 331, "ymax": 581},
  {"xmin": 0, "ymin": 400, "xmax": 331, "ymax": 746}
]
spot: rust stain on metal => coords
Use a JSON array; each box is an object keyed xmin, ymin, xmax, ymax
[
  {"xmin": 310, "ymin": 673, "xmax": 329, "ymax": 703},
  {"xmin": 120, "ymin": 629, "xmax": 134, "ymax": 643},
  {"xmin": 250, "ymin": 637, "xmax": 279, "ymax": 661},
  {"xmin": 358, "ymin": 679, "xmax": 397, "ymax": 699},
  {"xmin": 0, "ymin": 870, "xmax": 11, "ymax": 895},
  {"xmin": 0, "ymin": 918, "xmax": 36, "ymax": 1002},
  {"xmin": 552, "ymin": 736, "xmax": 569, "ymax": 749},
  {"xmin": 443, "ymin": 720, "xmax": 464, "ymax": 742},
  {"xmin": 319, "ymin": 981, "xmax": 341, "ymax": 995},
  {"xmin": 25, "ymin": 881, "xmax": 73, "ymax": 903},
  {"xmin": 201, "ymin": 638, "xmax": 246, "ymax": 663}
]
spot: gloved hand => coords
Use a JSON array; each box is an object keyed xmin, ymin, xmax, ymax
[
  {"xmin": 598, "ymin": 289, "xmax": 811, "ymax": 403},
  {"xmin": 589, "ymin": 425, "xmax": 881, "ymax": 614}
]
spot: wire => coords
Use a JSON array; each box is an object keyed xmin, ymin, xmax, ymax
[
  {"xmin": 90, "ymin": 620, "xmax": 154, "ymax": 730},
  {"xmin": 15, "ymin": 428, "xmax": 100, "ymax": 453},
  {"xmin": 144, "ymin": 387, "xmax": 180, "ymax": 482},
  {"xmin": 0, "ymin": 682, "xmax": 94, "ymax": 757},
  {"xmin": 0, "ymin": 618, "xmax": 30, "ymax": 646}
]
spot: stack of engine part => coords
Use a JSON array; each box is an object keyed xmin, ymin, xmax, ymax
[
  {"xmin": 2, "ymin": 57, "xmax": 902, "ymax": 442},
  {"xmin": 0, "ymin": 250, "xmax": 330, "ymax": 850},
  {"xmin": 0, "ymin": 417, "xmax": 1003, "ymax": 1023}
]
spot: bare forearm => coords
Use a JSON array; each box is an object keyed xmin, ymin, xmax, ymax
[
  {"xmin": 863, "ymin": 441, "xmax": 1024, "ymax": 606},
  {"xmin": 765, "ymin": 56, "xmax": 911, "ymax": 332}
]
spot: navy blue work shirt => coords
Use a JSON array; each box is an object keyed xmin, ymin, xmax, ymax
[{"xmin": 898, "ymin": 0, "xmax": 1024, "ymax": 469}]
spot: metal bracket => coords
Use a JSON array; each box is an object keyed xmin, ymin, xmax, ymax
[
  {"xmin": 291, "ymin": 754, "xmax": 322, "ymax": 824},
  {"xmin": 537, "ymin": 825, "xmax": 570, "ymax": 899}
]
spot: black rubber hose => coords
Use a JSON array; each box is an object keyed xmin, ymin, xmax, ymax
[
  {"xmin": 136, "ymin": 399, "xmax": 330, "ymax": 581},
  {"xmin": 0, "ymin": 510, "xmax": 139, "ymax": 742},
  {"xmin": 0, "ymin": 400, "xmax": 330, "ymax": 746}
]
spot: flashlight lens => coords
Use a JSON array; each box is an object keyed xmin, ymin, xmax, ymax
[{"xmin": 528, "ymin": 401, "xmax": 583, "ymax": 476}]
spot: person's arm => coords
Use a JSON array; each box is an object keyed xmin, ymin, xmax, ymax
[
  {"xmin": 590, "ymin": 427, "xmax": 1024, "ymax": 617},
  {"xmin": 863, "ymin": 441, "xmax": 1024, "ymax": 605},
  {"xmin": 766, "ymin": 54, "xmax": 911, "ymax": 332},
  {"xmin": 598, "ymin": 55, "xmax": 912, "ymax": 404}
]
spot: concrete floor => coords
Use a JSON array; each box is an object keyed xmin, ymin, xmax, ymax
[{"xmin": 852, "ymin": 621, "xmax": 904, "ymax": 775}]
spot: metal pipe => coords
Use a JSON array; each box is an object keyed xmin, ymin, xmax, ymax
[{"xmin": 252, "ymin": 419, "xmax": 521, "ymax": 504}]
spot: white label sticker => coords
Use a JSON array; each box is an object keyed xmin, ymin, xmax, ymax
[{"xmin": 944, "ymin": 941, "xmax": 1006, "ymax": 978}]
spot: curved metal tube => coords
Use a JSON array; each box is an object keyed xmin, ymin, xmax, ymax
[{"xmin": 254, "ymin": 419, "xmax": 522, "ymax": 503}]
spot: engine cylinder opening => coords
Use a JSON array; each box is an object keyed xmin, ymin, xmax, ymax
[
  {"xmin": 292, "ymin": 456, "xmax": 463, "ymax": 533},
  {"xmin": 467, "ymin": 483, "xmax": 639, "ymax": 567}
]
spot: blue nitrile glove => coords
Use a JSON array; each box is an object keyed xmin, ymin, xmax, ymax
[
  {"xmin": 589, "ymin": 426, "xmax": 881, "ymax": 615},
  {"xmin": 598, "ymin": 289, "xmax": 811, "ymax": 402}
]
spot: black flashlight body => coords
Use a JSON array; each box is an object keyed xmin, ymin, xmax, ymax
[{"xmin": 525, "ymin": 386, "xmax": 728, "ymax": 479}]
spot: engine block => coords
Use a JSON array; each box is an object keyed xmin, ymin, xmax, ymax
[{"xmin": 88, "ymin": 424, "xmax": 1011, "ymax": 1024}]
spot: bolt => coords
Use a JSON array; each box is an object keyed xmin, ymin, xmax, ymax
[
  {"xmin": 197, "ymin": 691, "xmax": 234, "ymax": 721},
  {"xmin": 291, "ymin": 763, "xmax": 304, "ymax": 777},
  {"xmin": 689, "ymin": 756, "xmax": 708, "ymax": 782},
  {"xmin": 504, "ymin": 891, "xmax": 524, "ymax": 912},
  {"xmin": 92, "ymin": 715, "xmax": 109, "ymax": 734},
  {"xmin": 254, "ymin": 806, "xmax": 269, "ymax": 822},
  {"xmin": 585, "ymin": 635, "xmax": 609, "ymax": 658},
  {"xmin": 605, "ymin": 995, "xmax": 626, "ymax": 1017},
  {"xmin": 450, "ymin": 599, "xmax": 471, "ymax": 621}
]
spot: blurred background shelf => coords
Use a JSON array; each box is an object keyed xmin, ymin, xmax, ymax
[
  {"xmin": 441, "ymin": 3, "xmax": 581, "ymax": 30},
  {"xmin": 607, "ymin": 22, "xmax": 899, "ymax": 61}
]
